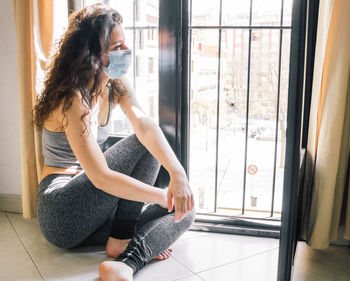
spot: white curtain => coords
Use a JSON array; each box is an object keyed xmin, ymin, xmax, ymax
[{"xmin": 14, "ymin": 0, "xmax": 67, "ymax": 218}]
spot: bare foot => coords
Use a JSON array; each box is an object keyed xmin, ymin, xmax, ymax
[
  {"xmin": 106, "ymin": 237, "xmax": 173, "ymax": 260},
  {"xmin": 153, "ymin": 248, "xmax": 173, "ymax": 260},
  {"xmin": 105, "ymin": 237, "xmax": 131, "ymax": 258},
  {"xmin": 99, "ymin": 261, "xmax": 133, "ymax": 281}
]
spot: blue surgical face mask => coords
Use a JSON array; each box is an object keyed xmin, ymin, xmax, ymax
[{"xmin": 103, "ymin": 49, "xmax": 132, "ymax": 79}]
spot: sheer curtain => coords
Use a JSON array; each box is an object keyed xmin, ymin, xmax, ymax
[
  {"xmin": 13, "ymin": 0, "xmax": 67, "ymax": 218},
  {"xmin": 303, "ymin": 0, "xmax": 350, "ymax": 249}
]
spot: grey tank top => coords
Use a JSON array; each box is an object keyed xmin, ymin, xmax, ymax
[{"xmin": 42, "ymin": 88, "xmax": 114, "ymax": 169}]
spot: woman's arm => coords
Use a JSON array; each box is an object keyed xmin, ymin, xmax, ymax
[
  {"xmin": 116, "ymin": 77, "xmax": 195, "ymax": 222},
  {"xmin": 64, "ymin": 91, "xmax": 167, "ymax": 207}
]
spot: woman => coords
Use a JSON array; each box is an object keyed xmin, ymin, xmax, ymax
[{"xmin": 33, "ymin": 3, "xmax": 195, "ymax": 281}]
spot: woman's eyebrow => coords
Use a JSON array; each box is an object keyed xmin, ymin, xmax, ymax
[{"xmin": 111, "ymin": 40, "xmax": 123, "ymax": 46}]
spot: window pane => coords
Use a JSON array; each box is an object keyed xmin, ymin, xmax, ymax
[
  {"xmin": 108, "ymin": 28, "xmax": 133, "ymax": 135},
  {"xmin": 252, "ymin": 0, "xmax": 282, "ymax": 26},
  {"xmin": 283, "ymin": 0, "xmax": 293, "ymax": 26},
  {"xmin": 245, "ymin": 29, "xmax": 280, "ymax": 215},
  {"xmin": 216, "ymin": 30, "xmax": 249, "ymax": 213},
  {"xmin": 101, "ymin": 0, "xmax": 159, "ymax": 135},
  {"xmin": 189, "ymin": 0, "xmax": 291, "ymax": 219},
  {"xmin": 135, "ymin": 0, "xmax": 158, "ymax": 27},
  {"xmin": 221, "ymin": 0, "xmax": 250, "ymax": 26},
  {"xmin": 191, "ymin": 0, "xmax": 220, "ymax": 26},
  {"xmin": 108, "ymin": 1, "xmax": 133, "ymax": 26},
  {"xmin": 190, "ymin": 29, "xmax": 219, "ymax": 212},
  {"xmin": 134, "ymin": 27, "xmax": 159, "ymax": 123},
  {"xmin": 84, "ymin": 0, "xmax": 133, "ymax": 26}
]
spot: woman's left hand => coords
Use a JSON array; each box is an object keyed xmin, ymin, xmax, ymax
[{"xmin": 167, "ymin": 172, "xmax": 194, "ymax": 222}]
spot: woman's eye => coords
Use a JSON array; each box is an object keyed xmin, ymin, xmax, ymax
[{"xmin": 114, "ymin": 45, "xmax": 121, "ymax": 50}]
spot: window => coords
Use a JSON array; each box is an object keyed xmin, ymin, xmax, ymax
[
  {"xmin": 147, "ymin": 29, "xmax": 155, "ymax": 41},
  {"xmin": 189, "ymin": 0, "xmax": 293, "ymax": 219},
  {"xmin": 83, "ymin": 0, "xmax": 160, "ymax": 136},
  {"xmin": 148, "ymin": 57, "xmax": 154, "ymax": 74},
  {"xmin": 136, "ymin": 29, "xmax": 144, "ymax": 49},
  {"xmin": 135, "ymin": 0, "xmax": 140, "ymax": 22},
  {"xmin": 135, "ymin": 55, "xmax": 140, "ymax": 77}
]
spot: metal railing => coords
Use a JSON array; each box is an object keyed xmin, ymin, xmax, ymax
[{"xmin": 188, "ymin": 0, "xmax": 291, "ymax": 219}]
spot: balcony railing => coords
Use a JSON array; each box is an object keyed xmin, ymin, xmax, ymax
[{"xmin": 188, "ymin": 0, "xmax": 292, "ymax": 221}]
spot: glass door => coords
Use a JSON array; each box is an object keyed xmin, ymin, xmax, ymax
[{"xmin": 188, "ymin": 0, "xmax": 293, "ymax": 221}]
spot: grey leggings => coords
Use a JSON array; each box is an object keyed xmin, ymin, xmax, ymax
[{"xmin": 37, "ymin": 134, "xmax": 196, "ymax": 274}]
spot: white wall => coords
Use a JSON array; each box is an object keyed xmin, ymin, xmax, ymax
[{"xmin": 0, "ymin": 0, "xmax": 21, "ymax": 195}]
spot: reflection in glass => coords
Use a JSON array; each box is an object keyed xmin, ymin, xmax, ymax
[
  {"xmin": 216, "ymin": 30, "xmax": 249, "ymax": 214},
  {"xmin": 189, "ymin": 29, "xmax": 219, "ymax": 212}
]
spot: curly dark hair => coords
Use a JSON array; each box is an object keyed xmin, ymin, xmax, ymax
[{"xmin": 33, "ymin": 3, "xmax": 126, "ymax": 133}]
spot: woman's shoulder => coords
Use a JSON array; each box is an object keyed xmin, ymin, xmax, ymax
[
  {"xmin": 44, "ymin": 89, "xmax": 91, "ymax": 132},
  {"xmin": 64, "ymin": 90, "xmax": 94, "ymax": 128},
  {"xmin": 71, "ymin": 89, "xmax": 91, "ymax": 109}
]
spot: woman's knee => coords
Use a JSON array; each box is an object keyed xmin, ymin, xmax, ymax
[
  {"xmin": 132, "ymin": 148, "xmax": 161, "ymax": 186},
  {"xmin": 181, "ymin": 207, "xmax": 196, "ymax": 230},
  {"xmin": 121, "ymin": 134, "xmax": 145, "ymax": 151},
  {"xmin": 127, "ymin": 135, "xmax": 160, "ymax": 170},
  {"xmin": 143, "ymin": 150, "xmax": 161, "ymax": 171}
]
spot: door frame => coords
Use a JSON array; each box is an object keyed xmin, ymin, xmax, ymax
[
  {"xmin": 276, "ymin": 0, "xmax": 307, "ymax": 279},
  {"xmin": 158, "ymin": 0, "xmax": 189, "ymax": 187}
]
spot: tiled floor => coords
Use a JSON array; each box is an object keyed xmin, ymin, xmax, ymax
[
  {"xmin": 0, "ymin": 211, "xmax": 279, "ymax": 281},
  {"xmin": 1, "ymin": 211, "xmax": 349, "ymax": 281}
]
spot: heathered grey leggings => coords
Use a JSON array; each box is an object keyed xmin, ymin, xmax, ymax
[{"xmin": 37, "ymin": 134, "xmax": 196, "ymax": 274}]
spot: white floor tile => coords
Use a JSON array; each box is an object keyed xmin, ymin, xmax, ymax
[
  {"xmin": 173, "ymin": 274, "xmax": 204, "ymax": 281},
  {"xmin": 0, "ymin": 212, "xmax": 43, "ymax": 281},
  {"xmin": 5, "ymin": 211, "xmax": 350, "ymax": 281},
  {"xmin": 181, "ymin": 230, "xmax": 207, "ymax": 239},
  {"xmin": 170, "ymin": 231, "xmax": 279, "ymax": 273},
  {"xmin": 7, "ymin": 213, "xmax": 105, "ymax": 281},
  {"xmin": 133, "ymin": 258, "xmax": 194, "ymax": 281},
  {"xmin": 6, "ymin": 213, "xmax": 197, "ymax": 281},
  {"xmin": 197, "ymin": 248, "xmax": 279, "ymax": 281}
]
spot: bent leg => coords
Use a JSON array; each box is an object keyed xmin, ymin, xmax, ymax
[
  {"xmin": 37, "ymin": 134, "xmax": 151, "ymax": 249},
  {"xmin": 78, "ymin": 149, "xmax": 161, "ymax": 247},
  {"xmin": 114, "ymin": 205, "xmax": 196, "ymax": 274},
  {"xmin": 109, "ymin": 150, "xmax": 161, "ymax": 239}
]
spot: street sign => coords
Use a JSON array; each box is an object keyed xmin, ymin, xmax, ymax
[{"xmin": 247, "ymin": 165, "xmax": 258, "ymax": 175}]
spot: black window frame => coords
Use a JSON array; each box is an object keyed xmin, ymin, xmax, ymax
[
  {"xmin": 159, "ymin": 1, "xmax": 318, "ymax": 280},
  {"xmin": 158, "ymin": 0, "xmax": 286, "ymax": 234}
]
